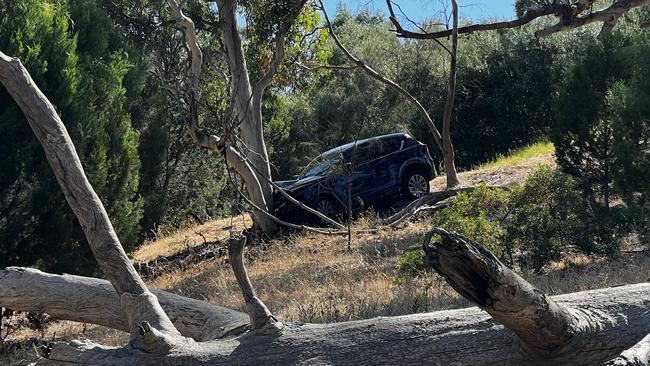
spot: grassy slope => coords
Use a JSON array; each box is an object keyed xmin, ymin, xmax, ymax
[{"xmin": 4, "ymin": 143, "xmax": 649, "ymax": 354}]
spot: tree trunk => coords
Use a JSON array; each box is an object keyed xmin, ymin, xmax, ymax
[
  {"xmin": 3, "ymin": 231, "xmax": 649, "ymax": 365},
  {"xmin": 0, "ymin": 267, "xmax": 248, "ymax": 341},
  {"xmin": 23, "ymin": 278, "xmax": 650, "ymax": 365},
  {"xmin": 216, "ymin": 0, "xmax": 275, "ymax": 234},
  {"xmin": 441, "ymin": 0, "xmax": 461, "ymax": 188}
]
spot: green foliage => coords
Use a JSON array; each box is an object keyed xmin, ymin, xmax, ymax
[
  {"xmin": 551, "ymin": 39, "xmax": 621, "ymax": 208},
  {"xmin": 432, "ymin": 185, "xmax": 510, "ymax": 257},
  {"xmin": 551, "ymin": 27, "xmax": 650, "ymax": 242},
  {"xmin": 506, "ymin": 167, "xmax": 594, "ymax": 270},
  {"xmin": 396, "ymin": 167, "xmax": 626, "ymax": 276},
  {"xmin": 266, "ymin": 12, "xmax": 566, "ymax": 178},
  {"xmin": 0, "ymin": 0, "xmax": 143, "ymax": 274},
  {"xmin": 515, "ymin": 0, "xmax": 567, "ymax": 17},
  {"xmin": 395, "ymin": 249, "xmax": 427, "ymax": 280}
]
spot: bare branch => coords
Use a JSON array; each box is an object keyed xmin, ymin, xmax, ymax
[
  {"xmin": 0, "ymin": 52, "xmax": 179, "ymax": 337},
  {"xmin": 386, "ymin": 0, "xmax": 650, "ymax": 40},
  {"xmin": 317, "ymin": 0, "xmax": 444, "ymax": 151},
  {"xmin": 422, "ymin": 228, "xmax": 608, "ymax": 356},
  {"xmin": 440, "ymin": 0, "xmax": 460, "ymax": 188},
  {"xmin": 535, "ymin": 0, "xmax": 650, "ymax": 38},
  {"xmin": 0, "ymin": 267, "xmax": 248, "ymax": 341},
  {"xmin": 296, "ymin": 61, "xmax": 359, "ymax": 71},
  {"xmin": 253, "ymin": 34, "xmax": 287, "ymax": 96},
  {"xmin": 227, "ymin": 236, "xmax": 281, "ymax": 332}
]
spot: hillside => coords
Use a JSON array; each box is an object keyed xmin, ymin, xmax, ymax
[{"xmin": 3, "ymin": 143, "xmax": 649, "ymax": 362}]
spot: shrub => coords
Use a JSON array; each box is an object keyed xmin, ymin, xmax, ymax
[
  {"xmin": 506, "ymin": 167, "xmax": 589, "ymax": 271},
  {"xmin": 395, "ymin": 249, "xmax": 427, "ymax": 280},
  {"xmin": 431, "ymin": 185, "xmax": 510, "ymax": 258}
]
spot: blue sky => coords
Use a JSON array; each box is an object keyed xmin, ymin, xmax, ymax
[{"xmin": 322, "ymin": 0, "xmax": 516, "ymax": 23}]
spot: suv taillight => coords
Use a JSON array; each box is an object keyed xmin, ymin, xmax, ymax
[{"xmin": 421, "ymin": 144, "xmax": 428, "ymax": 154}]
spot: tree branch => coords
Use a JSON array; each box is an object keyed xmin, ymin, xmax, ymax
[
  {"xmin": 227, "ymin": 236, "xmax": 281, "ymax": 332},
  {"xmin": 535, "ymin": 0, "xmax": 650, "ymax": 38},
  {"xmin": 421, "ymin": 228, "xmax": 641, "ymax": 358},
  {"xmin": 253, "ymin": 34, "xmax": 287, "ymax": 96},
  {"xmin": 318, "ymin": 0, "xmax": 444, "ymax": 151},
  {"xmin": 386, "ymin": 0, "xmax": 650, "ymax": 40}
]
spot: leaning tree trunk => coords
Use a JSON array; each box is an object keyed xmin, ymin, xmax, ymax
[
  {"xmin": 216, "ymin": 0, "xmax": 276, "ymax": 234},
  {"xmin": 0, "ymin": 51, "xmax": 181, "ymax": 347}
]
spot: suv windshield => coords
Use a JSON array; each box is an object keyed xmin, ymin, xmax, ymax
[{"xmin": 299, "ymin": 152, "xmax": 340, "ymax": 179}]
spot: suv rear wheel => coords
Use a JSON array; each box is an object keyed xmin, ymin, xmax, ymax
[
  {"xmin": 402, "ymin": 169, "xmax": 430, "ymax": 199},
  {"xmin": 313, "ymin": 195, "xmax": 344, "ymax": 223}
]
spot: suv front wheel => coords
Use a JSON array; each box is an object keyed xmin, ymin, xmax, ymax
[{"xmin": 402, "ymin": 169, "xmax": 430, "ymax": 199}]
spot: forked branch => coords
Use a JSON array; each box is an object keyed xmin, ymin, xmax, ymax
[{"xmin": 386, "ymin": 0, "xmax": 650, "ymax": 39}]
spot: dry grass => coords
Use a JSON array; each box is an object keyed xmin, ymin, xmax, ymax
[
  {"xmin": 131, "ymin": 214, "xmax": 251, "ymax": 262},
  {"xmin": 431, "ymin": 142, "xmax": 556, "ymax": 191}
]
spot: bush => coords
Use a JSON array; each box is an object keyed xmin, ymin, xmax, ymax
[
  {"xmin": 431, "ymin": 185, "xmax": 510, "ymax": 258},
  {"xmin": 395, "ymin": 249, "xmax": 427, "ymax": 280},
  {"xmin": 506, "ymin": 167, "xmax": 590, "ymax": 271},
  {"xmin": 398, "ymin": 167, "xmax": 626, "ymax": 277}
]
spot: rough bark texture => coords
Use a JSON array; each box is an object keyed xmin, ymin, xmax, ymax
[
  {"xmin": 606, "ymin": 333, "xmax": 650, "ymax": 366},
  {"xmin": 0, "ymin": 267, "xmax": 248, "ymax": 341},
  {"xmin": 0, "ymin": 52, "xmax": 177, "ymax": 337},
  {"xmin": 424, "ymin": 229, "xmax": 578, "ymax": 355},
  {"xmin": 33, "ymin": 283, "xmax": 650, "ymax": 365},
  {"xmin": 0, "ymin": 235, "xmax": 648, "ymax": 364}
]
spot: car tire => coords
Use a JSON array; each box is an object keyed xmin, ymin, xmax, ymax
[
  {"xmin": 313, "ymin": 195, "xmax": 343, "ymax": 223},
  {"xmin": 402, "ymin": 169, "xmax": 430, "ymax": 199}
]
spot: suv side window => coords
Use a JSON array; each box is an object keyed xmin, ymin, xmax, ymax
[{"xmin": 376, "ymin": 136, "xmax": 403, "ymax": 156}]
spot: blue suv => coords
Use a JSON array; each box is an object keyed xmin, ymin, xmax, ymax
[{"xmin": 273, "ymin": 133, "xmax": 437, "ymax": 219}]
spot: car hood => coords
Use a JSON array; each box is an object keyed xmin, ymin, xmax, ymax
[{"xmin": 274, "ymin": 175, "xmax": 324, "ymax": 193}]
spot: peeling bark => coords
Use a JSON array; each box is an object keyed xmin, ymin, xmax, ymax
[{"xmin": 0, "ymin": 267, "xmax": 248, "ymax": 341}]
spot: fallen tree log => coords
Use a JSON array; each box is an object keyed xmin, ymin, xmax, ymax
[
  {"xmin": 0, "ymin": 267, "xmax": 248, "ymax": 341},
  {"xmin": 29, "ymin": 282, "xmax": 650, "ymax": 365},
  {"xmin": 2, "ymin": 263, "xmax": 649, "ymax": 364}
]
